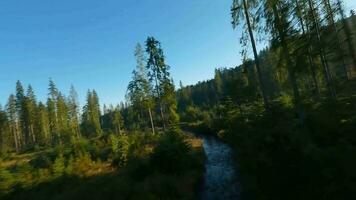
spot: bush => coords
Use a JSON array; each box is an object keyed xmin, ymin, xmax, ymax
[
  {"xmin": 110, "ymin": 134, "xmax": 130, "ymax": 167},
  {"xmin": 52, "ymin": 154, "xmax": 65, "ymax": 178},
  {"xmin": 150, "ymin": 131, "xmax": 191, "ymax": 174}
]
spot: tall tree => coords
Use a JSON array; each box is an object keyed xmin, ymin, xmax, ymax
[
  {"xmin": 146, "ymin": 37, "xmax": 178, "ymax": 129},
  {"xmin": 82, "ymin": 90, "xmax": 102, "ymax": 137},
  {"xmin": 47, "ymin": 79, "xmax": 59, "ymax": 144},
  {"xmin": 306, "ymin": 0, "xmax": 336, "ymax": 98},
  {"xmin": 336, "ymin": 0, "xmax": 356, "ymax": 70},
  {"xmin": 231, "ymin": 0, "xmax": 270, "ymax": 108},
  {"xmin": 26, "ymin": 85, "xmax": 37, "ymax": 144},
  {"xmin": 7, "ymin": 94, "xmax": 21, "ymax": 152},
  {"xmin": 68, "ymin": 85, "xmax": 81, "ymax": 138},
  {"xmin": 36, "ymin": 102, "xmax": 50, "ymax": 145},
  {"xmin": 0, "ymin": 105, "xmax": 10, "ymax": 152},
  {"xmin": 15, "ymin": 81, "xmax": 28, "ymax": 147},
  {"xmin": 264, "ymin": 0, "xmax": 305, "ymax": 123},
  {"xmin": 322, "ymin": 0, "xmax": 349, "ymax": 79},
  {"xmin": 294, "ymin": 0, "xmax": 320, "ymax": 96},
  {"xmin": 56, "ymin": 92, "xmax": 69, "ymax": 143},
  {"xmin": 127, "ymin": 43, "xmax": 156, "ymax": 134}
]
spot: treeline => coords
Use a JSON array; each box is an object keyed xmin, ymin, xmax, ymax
[
  {"xmin": 178, "ymin": 0, "xmax": 356, "ymax": 115},
  {"xmin": 0, "ymin": 36, "xmax": 179, "ymax": 154},
  {"xmin": 0, "ymin": 80, "xmax": 118, "ymax": 153}
]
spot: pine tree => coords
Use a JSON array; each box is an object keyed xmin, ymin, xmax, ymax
[
  {"xmin": 322, "ymin": 0, "xmax": 349, "ymax": 79},
  {"xmin": 264, "ymin": 0, "xmax": 305, "ymax": 124},
  {"xmin": 15, "ymin": 81, "xmax": 29, "ymax": 147},
  {"xmin": 0, "ymin": 105, "xmax": 9, "ymax": 151},
  {"xmin": 68, "ymin": 85, "xmax": 81, "ymax": 138},
  {"xmin": 47, "ymin": 98, "xmax": 57, "ymax": 145},
  {"xmin": 26, "ymin": 85, "xmax": 37, "ymax": 144},
  {"xmin": 306, "ymin": 0, "xmax": 336, "ymax": 98},
  {"xmin": 36, "ymin": 102, "xmax": 50, "ymax": 146},
  {"xmin": 127, "ymin": 43, "xmax": 156, "ymax": 134},
  {"xmin": 56, "ymin": 92, "xmax": 69, "ymax": 143},
  {"xmin": 7, "ymin": 94, "xmax": 21, "ymax": 152},
  {"xmin": 146, "ymin": 37, "xmax": 168, "ymax": 129},
  {"xmin": 293, "ymin": 0, "xmax": 320, "ymax": 96},
  {"xmin": 231, "ymin": 0, "xmax": 269, "ymax": 108},
  {"xmin": 82, "ymin": 90, "xmax": 102, "ymax": 137},
  {"xmin": 145, "ymin": 37, "xmax": 178, "ymax": 129},
  {"xmin": 47, "ymin": 79, "xmax": 59, "ymax": 144},
  {"xmin": 336, "ymin": 0, "xmax": 356, "ymax": 70}
]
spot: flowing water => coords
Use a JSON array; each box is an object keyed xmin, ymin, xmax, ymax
[{"xmin": 200, "ymin": 136, "xmax": 241, "ymax": 200}]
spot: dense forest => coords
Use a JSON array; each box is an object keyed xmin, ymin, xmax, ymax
[{"xmin": 1, "ymin": 0, "xmax": 356, "ymax": 199}]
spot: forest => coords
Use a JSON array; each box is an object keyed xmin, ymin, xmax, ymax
[{"xmin": 1, "ymin": 0, "xmax": 356, "ymax": 199}]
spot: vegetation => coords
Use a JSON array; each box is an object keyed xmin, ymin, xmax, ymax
[
  {"xmin": 176, "ymin": 0, "xmax": 356, "ymax": 199},
  {"xmin": 0, "ymin": 37, "xmax": 204, "ymax": 200}
]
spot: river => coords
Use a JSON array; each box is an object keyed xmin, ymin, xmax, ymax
[{"xmin": 200, "ymin": 135, "xmax": 241, "ymax": 200}]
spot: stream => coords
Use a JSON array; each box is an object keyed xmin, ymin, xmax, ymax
[{"xmin": 200, "ymin": 135, "xmax": 241, "ymax": 200}]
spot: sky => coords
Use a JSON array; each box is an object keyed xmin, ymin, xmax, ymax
[{"xmin": 0, "ymin": 0, "xmax": 355, "ymax": 107}]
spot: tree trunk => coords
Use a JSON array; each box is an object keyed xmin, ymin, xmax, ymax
[
  {"xmin": 307, "ymin": 0, "xmax": 336, "ymax": 98},
  {"xmin": 323, "ymin": 0, "xmax": 349, "ymax": 79},
  {"xmin": 12, "ymin": 125, "xmax": 20, "ymax": 153},
  {"xmin": 272, "ymin": 5, "xmax": 305, "ymax": 125},
  {"xmin": 153, "ymin": 70, "xmax": 166, "ymax": 131},
  {"xmin": 15, "ymin": 121, "xmax": 21, "ymax": 152},
  {"xmin": 295, "ymin": 0, "xmax": 320, "ymax": 96},
  {"xmin": 242, "ymin": 0, "xmax": 269, "ymax": 109},
  {"xmin": 337, "ymin": 0, "xmax": 356, "ymax": 71},
  {"xmin": 148, "ymin": 107, "xmax": 155, "ymax": 135},
  {"xmin": 30, "ymin": 124, "xmax": 35, "ymax": 144}
]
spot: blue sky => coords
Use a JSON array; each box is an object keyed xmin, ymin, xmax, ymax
[{"xmin": 0, "ymin": 0, "xmax": 355, "ymax": 107}]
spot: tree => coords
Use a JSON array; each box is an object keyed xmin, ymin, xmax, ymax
[
  {"xmin": 231, "ymin": 0, "xmax": 270, "ymax": 108},
  {"xmin": 146, "ymin": 37, "xmax": 169, "ymax": 129},
  {"xmin": 15, "ymin": 81, "xmax": 28, "ymax": 147},
  {"xmin": 68, "ymin": 85, "xmax": 81, "ymax": 138},
  {"xmin": 56, "ymin": 92, "xmax": 69, "ymax": 143},
  {"xmin": 47, "ymin": 97, "xmax": 57, "ymax": 145},
  {"xmin": 146, "ymin": 37, "xmax": 178, "ymax": 129},
  {"xmin": 322, "ymin": 0, "xmax": 349, "ymax": 79},
  {"xmin": 336, "ymin": 0, "xmax": 356, "ymax": 70},
  {"xmin": 47, "ymin": 79, "xmax": 59, "ymax": 144},
  {"xmin": 36, "ymin": 102, "xmax": 50, "ymax": 146},
  {"xmin": 7, "ymin": 94, "xmax": 21, "ymax": 152},
  {"xmin": 82, "ymin": 90, "xmax": 102, "ymax": 137},
  {"xmin": 0, "ymin": 105, "xmax": 10, "ymax": 152},
  {"xmin": 306, "ymin": 0, "xmax": 336, "ymax": 98},
  {"xmin": 112, "ymin": 107, "xmax": 123, "ymax": 135},
  {"xmin": 293, "ymin": 0, "xmax": 320, "ymax": 96},
  {"xmin": 264, "ymin": 0, "xmax": 305, "ymax": 123},
  {"xmin": 127, "ymin": 43, "xmax": 156, "ymax": 134},
  {"xmin": 26, "ymin": 85, "xmax": 37, "ymax": 144}
]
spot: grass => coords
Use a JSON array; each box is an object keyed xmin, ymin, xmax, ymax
[{"xmin": 0, "ymin": 130, "xmax": 205, "ymax": 200}]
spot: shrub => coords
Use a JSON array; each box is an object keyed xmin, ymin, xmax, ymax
[
  {"xmin": 150, "ymin": 131, "xmax": 191, "ymax": 174},
  {"xmin": 111, "ymin": 134, "xmax": 130, "ymax": 167},
  {"xmin": 52, "ymin": 154, "xmax": 65, "ymax": 178}
]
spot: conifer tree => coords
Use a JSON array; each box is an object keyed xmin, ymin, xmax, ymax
[
  {"xmin": 146, "ymin": 37, "xmax": 178, "ymax": 129},
  {"xmin": 36, "ymin": 102, "xmax": 50, "ymax": 145},
  {"xmin": 26, "ymin": 85, "xmax": 37, "ymax": 144},
  {"xmin": 231, "ymin": 0, "xmax": 269, "ymax": 108},
  {"xmin": 68, "ymin": 85, "xmax": 81, "ymax": 138},
  {"xmin": 15, "ymin": 81, "xmax": 28, "ymax": 147},
  {"xmin": 7, "ymin": 94, "xmax": 21, "ymax": 152}
]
